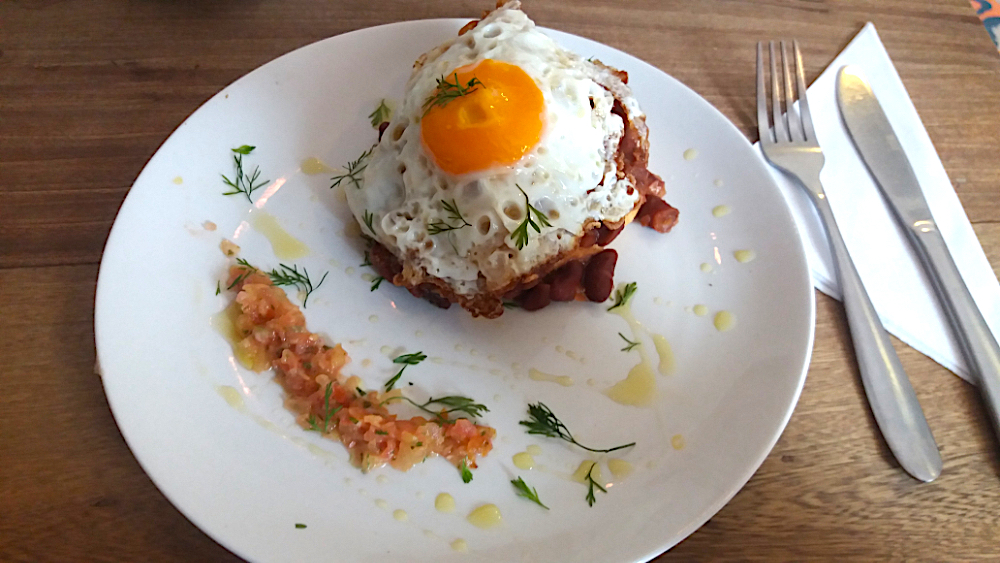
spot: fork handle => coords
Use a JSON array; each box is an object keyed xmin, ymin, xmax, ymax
[{"xmin": 802, "ymin": 173, "xmax": 942, "ymax": 482}]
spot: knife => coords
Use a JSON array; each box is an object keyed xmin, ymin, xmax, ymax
[{"xmin": 837, "ymin": 65, "xmax": 1000, "ymax": 456}]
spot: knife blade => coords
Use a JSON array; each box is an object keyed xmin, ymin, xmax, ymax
[{"xmin": 837, "ymin": 65, "xmax": 1000, "ymax": 455}]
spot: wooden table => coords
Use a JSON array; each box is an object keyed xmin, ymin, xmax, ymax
[{"xmin": 3, "ymin": 1, "xmax": 999, "ymax": 560}]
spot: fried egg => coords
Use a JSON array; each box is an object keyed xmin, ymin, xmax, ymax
[{"xmin": 346, "ymin": 2, "xmax": 657, "ymax": 315}]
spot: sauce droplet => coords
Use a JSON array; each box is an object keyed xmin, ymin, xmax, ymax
[
  {"xmin": 526, "ymin": 444, "xmax": 542, "ymax": 456},
  {"xmin": 733, "ymin": 249, "xmax": 756, "ymax": 263},
  {"xmin": 301, "ymin": 157, "xmax": 333, "ymax": 175},
  {"xmin": 369, "ymin": 315, "xmax": 378, "ymax": 323},
  {"xmin": 216, "ymin": 385, "xmax": 245, "ymax": 410},
  {"xmin": 451, "ymin": 539, "xmax": 469, "ymax": 552},
  {"xmin": 466, "ymin": 504, "xmax": 503, "ymax": 529},
  {"xmin": 606, "ymin": 362, "xmax": 657, "ymax": 406},
  {"xmin": 250, "ymin": 212, "xmax": 309, "ymax": 260},
  {"xmin": 512, "ymin": 452, "xmax": 535, "ymax": 470},
  {"xmin": 607, "ymin": 458, "xmax": 634, "ymax": 479},
  {"xmin": 435, "ymin": 493, "xmax": 456, "ymax": 513},
  {"xmin": 380, "ymin": 345, "xmax": 392, "ymax": 355},
  {"xmin": 651, "ymin": 334, "xmax": 675, "ymax": 375},
  {"xmin": 172, "ymin": 176, "xmax": 183, "ymax": 185},
  {"xmin": 683, "ymin": 148, "xmax": 699, "ymax": 161},
  {"xmin": 714, "ymin": 178, "xmax": 724, "ymax": 187},
  {"xmin": 375, "ymin": 499, "xmax": 388, "ymax": 510},
  {"xmin": 376, "ymin": 475, "xmax": 389, "ymax": 485},
  {"xmin": 572, "ymin": 460, "xmax": 604, "ymax": 484},
  {"xmin": 700, "ymin": 263, "xmax": 713, "ymax": 273},
  {"xmin": 692, "ymin": 304, "xmax": 708, "ymax": 317},
  {"xmin": 712, "ymin": 204, "xmax": 731, "ymax": 217},
  {"xmin": 672, "ymin": 434, "xmax": 686, "ymax": 450},
  {"xmin": 528, "ymin": 368, "xmax": 574, "ymax": 387},
  {"xmin": 714, "ymin": 311, "xmax": 736, "ymax": 332},
  {"xmin": 392, "ymin": 509, "xmax": 408, "ymax": 522},
  {"xmin": 212, "ymin": 303, "xmax": 260, "ymax": 369}
]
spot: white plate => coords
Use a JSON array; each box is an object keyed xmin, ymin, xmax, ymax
[{"xmin": 95, "ymin": 19, "xmax": 814, "ymax": 563}]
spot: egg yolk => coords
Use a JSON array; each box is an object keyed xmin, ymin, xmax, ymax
[{"xmin": 421, "ymin": 59, "xmax": 544, "ymax": 175}]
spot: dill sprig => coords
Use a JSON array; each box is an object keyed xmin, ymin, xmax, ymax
[
  {"xmin": 383, "ymin": 395, "xmax": 489, "ymax": 422},
  {"xmin": 423, "ymin": 73, "xmax": 483, "ymax": 115},
  {"xmin": 266, "ymin": 263, "xmax": 329, "ymax": 308},
  {"xmin": 331, "ymin": 146, "xmax": 374, "ymax": 190},
  {"xmin": 459, "ymin": 459, "xmax": 474, "ymax": 483},
  {"xmin": 427, "ymin": 199, "xmax": 472, "ymax": 235},
  {"xmin": 607, "ymin": 281, "xmax": 637, "ymax": 311},
  {"xmin": 370, "ymin": 276, "xmax": 385, "ymax": 292},
  {"xmin": 502, "ymin": 300, "xmax": 520, "ymax": 309},
  {"xmin": 619, "ymin": 332, "xmax": 640, "ymax": 352},
  {"xmin": 584, "ymin": 463, "xmax": 607, "ymax": 507},
  {"xmin": 215, "ymin": 281, "xmax": 221, "ymax": 295},
  {"xmin": 368, "ymin": 99, "xmax": 391, "ymax": 128},
  {"xmin": 519, "ymin": 402, "xmax": 635, "ymax": 453},
  {"xmin": 360, "ymin": 251, "xmax": 372, "ymax": 268},
  {"xmin": 362, "ymin": 210, "xmax": 376, "ymax": 236},
  {"xmin": 384, "ymin": 351, "xmax": 427, "ymax": 391},
  {"xmin": 227, "ymin": 258, "xmax": 258, "ymax": 290},
  {"xmin": 510, "ymin": 185, "xmax": 552, "ymax": 250},
  {"xmin": 221, "ymin": 145, "xmax": 269, "ymax": 203},
  {"xmin": 511, "ymin": 477, "xmax": 549, "ymax": 509},
  {"xmin": 307, "ymin": 383, "xmax": 342, "ymax": 433}
]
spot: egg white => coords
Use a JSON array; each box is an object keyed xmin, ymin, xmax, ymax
[{"xmin": 346, "ymin": 4, "xmax": 642, "ymax": 296}]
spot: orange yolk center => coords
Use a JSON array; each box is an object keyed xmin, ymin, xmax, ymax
[{"xmin": 421, "ymin": 59, "xmax": 544, "ymax": 175}]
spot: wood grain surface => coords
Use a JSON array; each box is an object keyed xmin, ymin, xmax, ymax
[{"xmin": 2, "ymin": 1, "xmax": 999, "ymax": 561}]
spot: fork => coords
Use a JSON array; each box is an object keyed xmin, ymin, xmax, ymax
[{"xmin": 757, "ymin": 41, "xmax": 941, "ymax": 482}]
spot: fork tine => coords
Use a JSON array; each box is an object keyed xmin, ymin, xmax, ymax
[
  {"xmin": 769, "ymin": 41, "xmax": 789, "ymax": 143},
  {"xmin": 793, "ymin": 40, "xmax": 815, "ymax": 141},
  {"xmin": 781, "ymin": 41, "xmax": 804, "ymax": 142},
  {"xmin": 756, "ymin": 42, "xmax": 771, "ymax": 144}
]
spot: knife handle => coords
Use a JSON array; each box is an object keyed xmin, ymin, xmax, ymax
[
  {"xmin": 908, "ymin": 224, "xmax": 1000, "ymax": 442},
  {"xmin": 801, "ymin": 173, "xmax": 942, "ymax": 482}
]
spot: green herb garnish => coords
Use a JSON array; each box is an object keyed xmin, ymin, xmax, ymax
[
  {"xmin": 607, "ymin": 282, "xmax": 637, "ymax": 311},
  {"xmin": 618, "ymin": 332, "xmax": 640, "ymax": 352},
  {"xmin": 266, "ymin": 263, "xmax": 328, "ymax": 308},
  {"xmin": 221, "ymin": 145, "xmax": 269, "ymax": 203},
  {"xmin": 368, "ymin": 99, "xmax": 391, "ymax": 128},
  {"xmin": 331, "ymin": 146, "xmax": 374, "ymax": 190},
  {"xmin": 423, "ymin": 73, "xmax": 483, "ymax": 115},
  {"xmin": 459, "ymin": 459, "xmax": 474, "ymax": 483},
  {"xmin": 383, "ymin": 395, "xmax": 489, "ymax": 423},
  {"xmin": 360, "ymin": 250, "xmax": 372, "ymax": 268},
  {"xmin": 215, "ymin": 280, "xmax": 221, "ymax": 295},
  {"xmin": 511, "ymin": 477, "xmax": 549, "ymax": 509},
  {"xmin": 510, "ymin": 185, "xmax": 552, "ymax": 250},
  {"xmin": 427, "ymin": 199, "xmax": 472, "ymax": 235},
  {"xmin": 502, "ymin": 300, "xmax": 520, "ymax": 309},
  {"xmin": 520, "ymin": 402, "xmax": 635, "ymax": 453},
  {"xmin": 227, "ymin": 258, "xmax": 258, "ymax": 290},
  {"xmin": 384, "ymin": 351, "xmax": 427, "ymax": 391},
  {"xmin": 307, "ymin": 383, "xmax": 341, "ymax": 433},
  {"xmin": 295, "ymin": 523, "xmax": 307, "ymax": 529},
  {"xmin": 584, "ymin": 463, "xmax": 606, "ymax": 507},
  {"xmin": 370, "ymin": 276, "xmax": 385, "ymax": 292},
  {"xmin": 362, "ymin": 210, "xmax": 376, "ymax": 236}
]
